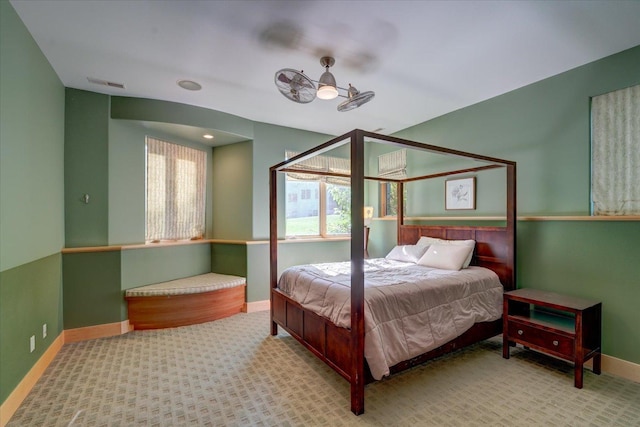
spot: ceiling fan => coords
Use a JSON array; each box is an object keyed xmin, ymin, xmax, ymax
[{"xmin": 274, "ymin": 56, "xmax": 375, "ymax": 112}]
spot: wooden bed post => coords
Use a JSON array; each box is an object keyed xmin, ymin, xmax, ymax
[
  {"xmin": 350, "ymin": 130, "xmax": 366, "ymax": 415},
  {"xmin": 397, "ymin": 181, "xmax": 405, "ymax": 237},
  {"xmin": 506, "ymin": 163, "xmax": 517, "ymax": 290},
  {"xmin": 269, "ymin": 167, "xmax": 278, "ymax": 336}
]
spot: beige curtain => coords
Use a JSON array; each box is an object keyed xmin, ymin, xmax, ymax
[
  {"xmin": 378, "ymin": 149, "xmax": 407, "ymax": 179},
  {"xmin": 146, "ymin": 137, "xmax": 206, "ymax": 241},
  {"xmin": 591, "ymin": 84, "xmax": 640, "ymax": 215}
]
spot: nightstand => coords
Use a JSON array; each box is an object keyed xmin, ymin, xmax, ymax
[{"xmin": 503, "ymin": 288, "xmax": 602, "ymax": 388}]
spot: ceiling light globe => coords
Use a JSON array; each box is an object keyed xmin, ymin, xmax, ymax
[
  {"xmin": 317, "ymin": 85, "xmax": 339, "ymax": 100},
  {"xmin": 317, "ymin": 69, "xmax": 339, "ymax": 100}
]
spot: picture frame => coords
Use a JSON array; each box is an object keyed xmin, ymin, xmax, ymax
[{"xmin": 445, "ymin": 177, "xmax": 476, "ymax": 210}]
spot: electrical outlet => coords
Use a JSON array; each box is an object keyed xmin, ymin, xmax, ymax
[
  {"xmin": 43, "ymin": 323, "xmax": 47, "ymax": 339},
  {"xmin": 30, "ymin": 335, "xmax": 35, "ymax": 353}
]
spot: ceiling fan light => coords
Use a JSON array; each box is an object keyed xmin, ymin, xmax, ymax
[
  {"xmin": 317, "ymin": 84, "xmax": 339, "ymax": 100},
  {"xmin": 317, "ymin": 70, "xmax": 338, "ymax": 100},
  {"xmin": 274, "ymin": 56, "xmax": 374, "ymax": 109}
]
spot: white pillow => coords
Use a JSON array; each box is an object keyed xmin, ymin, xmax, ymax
[
  {"xmin": 417, "ymin": 244, "xmax": 474, "ymax": 271},
  {"xmin": 416, "ymin": 236, "xmax": 475, "ymax": 268},
  {"xmin": 385, "ymin": 244, "xmax": 428, "ymax": 264}
]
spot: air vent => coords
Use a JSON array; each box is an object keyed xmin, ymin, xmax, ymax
[{"xmin": 87, "ymin": 77, "xmax": 125, "ymax": 89}]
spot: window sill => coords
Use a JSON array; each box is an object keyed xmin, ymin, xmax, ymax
[
  {"xmin": 62, "ymin": 239, "xmax": 214, "ymax": 254},
  {"xmin": 281, "ymin": 236, "xmax": 351, "ymax": 243}
]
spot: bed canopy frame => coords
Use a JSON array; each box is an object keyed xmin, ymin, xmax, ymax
[{"xmin": 269, "ymin": 129, "xmax": 516, "ymax": 415}]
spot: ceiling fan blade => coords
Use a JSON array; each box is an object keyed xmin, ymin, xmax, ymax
[{"xmin": 277, "ymin": 73, "xmax": 292, "ymax": 84}]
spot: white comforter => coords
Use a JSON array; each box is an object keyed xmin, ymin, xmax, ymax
[{"xmin": 277, "ymin": 258, "xmax": 503, "ymax": 380}]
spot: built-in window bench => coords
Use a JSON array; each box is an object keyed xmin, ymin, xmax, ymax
[{"xmin": 125, "ymin": 273, "xmax": 246, "ymax": 330}]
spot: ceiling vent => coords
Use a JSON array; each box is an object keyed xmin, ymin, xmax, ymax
[{"xmin": 87, "ymin": 77, "xmax": 125, "ymax": 89}]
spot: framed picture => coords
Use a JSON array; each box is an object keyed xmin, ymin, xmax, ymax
[{"xmin": 445, "ymin": 177, "xmax": 476, "ymax": 210}]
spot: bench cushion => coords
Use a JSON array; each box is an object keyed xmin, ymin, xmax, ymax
[{"xmin": 125, "ymin": 273, "xmax": 246, "ymax": 297}]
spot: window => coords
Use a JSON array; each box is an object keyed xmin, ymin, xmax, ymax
[
  {"xmin": 591, "ymin": 84, "xmax": 640, "ymax": 215},
  {"xmin": 146, "ymin": 137, "xmax": 206, "ymax": 241},
  {"xmin": 284, "ymin": 151, "xmax": 351, "ymax": 237}
]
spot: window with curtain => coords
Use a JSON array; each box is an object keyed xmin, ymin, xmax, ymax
[
  {"xmin": 284, "ymin": 151, "xmax": 351, "ymax": 237},
  {"xmin": 591, "ymin": 84, "xmax": 640, "ymax": 215},
  {"xmin": 146, "ymin": 136, "xmax": 206, "ymax": 241},
  {"xmin": 378, "ymin": 149, "xmax": 407, "ymax": 216}
]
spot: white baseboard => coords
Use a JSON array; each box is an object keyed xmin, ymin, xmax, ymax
[{"xmin": 242, "ymin": 299, "xmax": 270, "ymax": 313}]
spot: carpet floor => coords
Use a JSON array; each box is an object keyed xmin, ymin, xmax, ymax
[{"xmin": 7, "ymin": 310, "xmax": 640, "ymax": 426}]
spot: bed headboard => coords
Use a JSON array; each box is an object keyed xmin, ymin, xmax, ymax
[{"xmin": 398, "ymin": 224, "xmax": 515, "ymax": 291}]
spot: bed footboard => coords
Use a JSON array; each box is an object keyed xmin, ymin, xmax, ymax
[
  {"xmin": 272, "ymin": 289, "xmax": 353, "ymax": 381},
  {"xmin": 272, "ymin": 288, "xmax": 502, "ymax": 386}
]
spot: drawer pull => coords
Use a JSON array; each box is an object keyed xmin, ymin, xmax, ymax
[
  {"xmin": 517, "ymin": 329, "xmax": 523, "ymax": 335},
  {"xmin": 553, "ymin": 340, "xmax": 559, "ymax": 346}
]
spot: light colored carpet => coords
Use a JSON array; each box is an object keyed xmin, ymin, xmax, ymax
[{"xmin": 8, "ymin": 311, "xmax": 640, "ymax": 426}]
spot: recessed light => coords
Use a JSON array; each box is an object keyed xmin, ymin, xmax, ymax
[
  {"xmin": 203, "ymin": 134, "xmax": 214, "ymax": 140},
  {"xmin": 177, "ymin": 79, "xmax": 202, "ymax": 91}
]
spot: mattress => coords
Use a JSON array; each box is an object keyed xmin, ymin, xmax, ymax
[{"xmin": 277, "ymin": 258, "xmax": 503, "ymax": 380}]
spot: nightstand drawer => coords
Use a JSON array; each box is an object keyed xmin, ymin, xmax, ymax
[{"xmin": 508, "ymin": 320, "xmax": 574, "ymax": 358}]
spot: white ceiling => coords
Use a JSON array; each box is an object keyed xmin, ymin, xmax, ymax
[{"xmin": 10, "ymin": 0, "xmax": 640, "ymax": 140}]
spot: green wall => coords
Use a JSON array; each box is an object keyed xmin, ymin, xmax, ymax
[
  {"xmin": 251, "ymin": 122, "xmax": 333, "ymax": 240},
  {"xmin": 518, "ymin": 221, "xmax": 640, "ymax": 363},
  {"xmin": 387, "ymin": 45, "xmax": 640, "ymax": 363},
  {"xmin": 63, "ymin": 251, "xmax": 121, "ymax": 329},
  {"xmin": 110, "ymin": 96, "xmax": 254, "ymax": 139},
  {"xmin": 246, "ymin": 240, "xmax": 351, "ymax": 302},
  {"xmin": 369, "ymin": 217, "xmax": 640, "ymax": 363},
  {"xmin": 107, "ymin": 117, "xmax": 215, "ymax": 244},
  {"xmin": 62, "ymin": 243, "xmax": 213, "ymax": 327},
  {"xmin": 0, "ymin": 0, "xmax": 65, "ymax": 404},
  {"xmin": 0, "ymin": 255, "xmax": 63, "ymax": 404},
  {"xmin": 3, "ymin": 0, "xmax": 639, "ymax": 407},
  {"xmin": 212, "ymin": 141, "xmax": 254, "ymax": 239},
  {"xmin": 396, "ymin": 46, "xmax": 640, "ymax": 216},
  {"xmin": 108, "ymin": 119, "xmax": 146, "ymax": 244},
  {"xmin": 64, "ymin": 89, "xmax": 110, "ymax": 247},
  {"xmin": 0, "ymin": 0, "xmax": 65, "ymax": 270}
]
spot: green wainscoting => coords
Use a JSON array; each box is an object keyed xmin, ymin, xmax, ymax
[
  {"xmin": 62, "ymin": 251, "xmax": 122, "ymax": 329},
  {"xmin": 0, "ymin": 254, "xmax": 63, "ymax": 403},
  {"xmin": 369, "ymin": 218, "xmax": 640, "ymax": 364},
  {"xmin": 121, "ymin": 244, "xmax": 213, "ymax": 290},
  {"xmin": 121, "ymin": 244, "xmax": 213, "ymax": 319},
  {"xmin": 245, "ymin": 239, "xmax": 351, "ymax": 302},
  {"xmin": 211, "ymin": 243, "xmax": 247, "ymax": 278},
  {"xmin": 63, "ymin": 242, "xmax": 214, "ymax": 327},
  {"xmin": 518, "ymin": 220, "xmax": 640, "ymax": 364}
]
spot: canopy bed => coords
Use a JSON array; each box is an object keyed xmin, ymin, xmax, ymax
[{"xmin": 269, "ymin": 129, "xmax": 516, "ymax": 415}]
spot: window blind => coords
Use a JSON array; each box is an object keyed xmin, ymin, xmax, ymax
[
  {"xmin": 591, "ymin": 84, "xmax": 640, "ymax": 215},
  {"xmin": 146, "ymin": 137, "xmax": 206, "ymax": 241},
  {"xmin": 284, "ymin": 151, "xmax": 350, "ymax": 186},
  {"xmin": 378, "ymin": 149, "xmax": 407, "ymax": 179}
]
